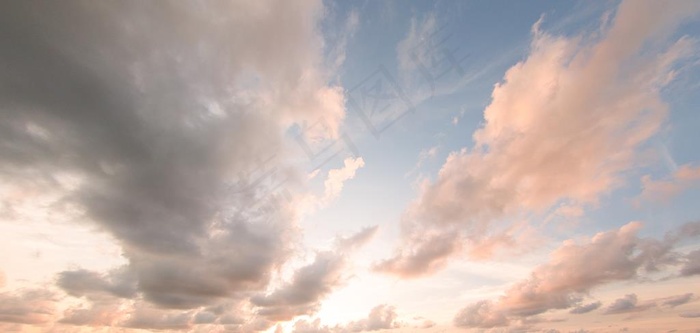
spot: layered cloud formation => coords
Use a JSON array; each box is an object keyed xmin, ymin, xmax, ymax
[{"xmin": 452, "ymin": 221, "xmax": 700, "ymax": 328}]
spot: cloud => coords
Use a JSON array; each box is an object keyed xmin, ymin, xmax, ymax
[
  {"xmin": 636, "ymin": 164, "xmax": 700, "ymax": 204},
  {"xmin": 60, "ymin": 296, "xmax": 125, "ymax": 327},
  {"xmin": 293, "ymin": 318, "xmax": 334, "ymax": 333},
  {"xmin": 123, "ymin": 303, "xmax": 195, "ymax": 331},
  {"xmin": 252, "ymin": 251, "xmax": 347, "ymax": 321},
  {"xmin": 453, "ymin": 301, "xmax": 508, "ymax": 328},
  {"xmin": 337, "ymin": 225, "xmax": 380, "ymax": 252},
  {"xmin": 602, "ymin": 294, "xmax": 655, "ymax": 315},
  {"xmin": 679, "ymin": 311, "xmax": 700, "ymax": 318},
  {"xmin": 0, "ymin": 289, "xmax": 56, "ymax": 325},
  {"xmin": 292, "ymin": 304, "xmax": 402, "ymax": 333},
  {"xmin": 344, "ymin": 304, "xmax": 401, "ymax": 332},
  {"xmin": 378, "ymin": 0, "xmax": 700, "ymax": 277},
  {"xmin": 374, "ymin": 230, "xmax": 461, "ymax": 277},
  {"xmin": 323, "ymin": 157, "xmax": 365, "ymax": 203},
  {"xmin": 57, "ymin": 267, "xmax": 137, "ymax": 299},
  {"xmin": 0, "ymin": 0, "xmax": 358, "ymax": 330},
  {"xmin": 681, "ymin": 250, "xmax": 700, "ymax": 276},
  {"xmin": 301, "ymin": 157, "xmax": 365, "ymax": 215},
  {"xmin": 252, "ymin": 227, "xmax": 377, "ymax": 321},
  {"xmin": 453, "ymin": 221, "xmax": 700, "ymax": 328},
  {"xmin": 660, "ymin": 293, "xmax": 694, "ymax": 308},
  {"xmin": 568, "ymin": 301, "xmax": 602, "ymax": 314}
]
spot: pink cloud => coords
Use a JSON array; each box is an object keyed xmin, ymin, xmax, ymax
[
  {"xmin": 636, "ymin": 164, "xmax": 700, "ymax": 205},
  {"xmin": 379, "ymin": 0, "xmax": 700, "ymax": 278},
  {"xmin": 453, "ymin": 221, "xmax": 700, "ymax": 328}
]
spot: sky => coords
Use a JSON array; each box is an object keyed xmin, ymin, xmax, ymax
[{"xmin": 1, "ymin": 1, "xmax": 700, "ymax": 333}]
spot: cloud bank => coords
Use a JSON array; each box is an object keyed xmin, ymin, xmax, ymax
[{"xmin": 452, "ymin": 221, "xmax": 700, "ymax": 328}]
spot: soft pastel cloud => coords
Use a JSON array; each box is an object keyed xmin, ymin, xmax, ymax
[
  {"xmin": 636, "ymin": 164, "xmax": 700, "ymax": 204},
  {"xmin": 324, "ymin": 157, "xmax": 366, "ymax": 203},
  {"xmin": 379, "ymin": 0, "xmax": 700, "ymax": 278},
  {"xmin": 453, "ymin": 221, "xmax": 700, "ymax": 328}
]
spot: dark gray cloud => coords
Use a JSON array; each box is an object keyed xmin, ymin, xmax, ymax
[
  {"xmin": 602, "ymin": 294, "xmax": 655, "ymax": 315},
  {"xmin": 57, "ymin": 267, "xmax": 137, "ymax": 299},
  {"xmin": 0, "ymin": 0, "xmax": 352, "ymax": 329},
  {"xmin": 568, "ymin": 301, "xmax": 601, "ymax": 314},
  {"xmin": 253, "ymin": 227, "xmax": 378, "ymax": 321},
  {"xmin": 253, "ymin": 251, "xmax": 346, "ymax": 321}
]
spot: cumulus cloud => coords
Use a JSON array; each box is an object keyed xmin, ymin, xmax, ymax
[
  {"xmin": 636, "ymin": 164, "xmax": 700, "ymax": 204},
  {"xmin": 252, "ymin": 227, "xmax": 377, "ymax": 321},
  {"xmin": 453, "ymin": 221, "xmax": 700, "ymax": 328},
  {"xmin": 378, "ymin": 0, "xmax": 700, "ymax": 277},
  {"xmin": 324, "ymin": 157, "xmax": 365, "ymax": 202},
  {"xmin": 453, "ymin": 301, "xmax": 508, "ymax": 328},
  {"xmin": 0, "ymin": 0, "xmax": 356, "ymax": 330},
  {"xmin": 252, "ymin": 252, "xmax": 347, "ymax": 321}
]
